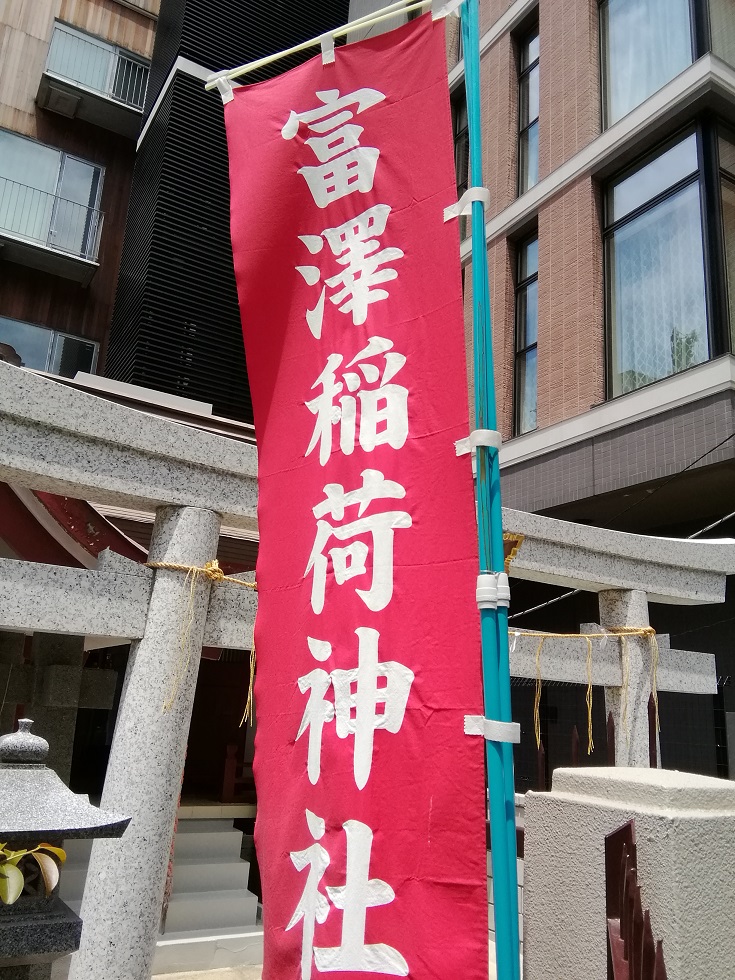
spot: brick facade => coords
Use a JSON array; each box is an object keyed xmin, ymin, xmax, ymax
[
  {"xmin": 481, "ymin": 31, "xmax": 518, "ymax": 219},
  {"xmin": 538, "ymin": 0, "xmax": 600, "ymax": 178},
  {"xmin": 480, "ymin": 0, "xmax": 516, "ymax": 37},
  {"xmin": 536, "ymin": 176, "xmax": 605, "ymax": 428}
]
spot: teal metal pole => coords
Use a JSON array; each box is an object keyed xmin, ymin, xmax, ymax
[{"xmin": 460, "ymin": 3, "xmax": 520, "ymax": 979}]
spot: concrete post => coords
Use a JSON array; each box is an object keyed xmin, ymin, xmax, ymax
[
  {"xmin": 599, "ymin": 590, "xmax": 651, "ymax": 767},
  {"xmin": 69, "ymin": 506, "xmax": 220, "ymax": 980},
  {"xmin": 523, "ymin": 767, "xmax": 735, "ymax": 980}
]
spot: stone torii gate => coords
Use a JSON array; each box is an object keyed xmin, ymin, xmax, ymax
[
  {"xmin": 502, "ymin": 509, "xmax": 735, "ymax": 767},
  {"xmin": 1, "ymin": 360, "xmax": 734, "ymax": 980},
  {"xmin": 0, "ymin": 360, "xmax": 258, "ymax": 980}
]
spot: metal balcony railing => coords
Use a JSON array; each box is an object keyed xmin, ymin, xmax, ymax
[
  {"xmin": 46, "ymin": 24, "xmax": 149, "ymax": 111},
  {"xmin": 0, "ymin": 177, "xmax": 103, "ymax": 262}
]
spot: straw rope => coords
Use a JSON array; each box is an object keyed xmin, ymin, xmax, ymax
[
  {"xmin": 145, "ymin": 559, "xmax": 257, "ymax": 711},
  {"xmin": 521, "ymin": 626, "xmax": 660, "ymax": 756}
]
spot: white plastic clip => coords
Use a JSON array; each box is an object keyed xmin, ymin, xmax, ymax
[
  {"xmin": 433, "ymin": 0, "xmax": 463, "ymax": 18},
  {"xmin": 476, "ymin": 572, "xmax": 511, "ymax": 610},
  {"xmin": 464, "ymin": 715, "xmax": 521, "ymax": 744},
  {"xmin": 455, "ymin": 429, "xmax": 502, "ymax": 456},
  {"xmin": 216, "ymin": 78, "xmax": 234, "ymax": 104},
  {"xmin": 476, "ymin": 573, "xmax": 498, "ymax": 609},
  {"xmin": 320, "ymin": 32, "xmax": 335, "ymax": 65},
  {"xmin": 443, "ymin": 186, "xmax": 491, "ymax": 222}
]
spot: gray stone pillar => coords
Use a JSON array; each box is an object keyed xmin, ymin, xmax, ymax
[
  {"xmin": 69, "ymin": 506, "xmax": 220, "ymax": 980},
  {"xmin": 599, "ymin": 589, "xmax": 651, "ymax": 767}
]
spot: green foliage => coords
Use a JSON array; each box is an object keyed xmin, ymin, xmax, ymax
[{"xmin": 0, "ymin": 842, "xmax": 66, "ymax": 905}]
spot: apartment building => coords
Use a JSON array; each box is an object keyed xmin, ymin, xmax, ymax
[
  {"xmin": 0, "ymin": 0, "xmax": 156, "ymax": 377},
  {"xmin": 443, "ymin": 0, "xmax": 735, "ymax": 784}
]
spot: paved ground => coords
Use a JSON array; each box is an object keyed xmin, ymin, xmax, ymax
[{"xmin": 153, "ymin": 971, "xmax": 262, "ymax": 980}]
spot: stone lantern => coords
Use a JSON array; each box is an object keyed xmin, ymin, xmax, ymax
[{"xmin": 0, "ymin": 719, "xmax": 130, "ymax": 978}]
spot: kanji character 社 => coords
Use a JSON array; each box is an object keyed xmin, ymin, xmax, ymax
[
  {"xmin": 297, "ymin": 628, "xmax": 414, "ymax": 789},
  {"xmin": 305, "ymin": 336, "xmax": 409, "ymax": 465},
  {"xmin": 281, "ymin": 88, "xmax": 386, "ymax": 208},
  {"xmin": 296, "ymin": 205, "xmax": 404, "ymax": 337},
  {"xmin": 287, "ymin": 810, "xmax": 409, "ymax": 977},
  {"xmin": 305, "ymin": 469, "xmax": 412, "ymax": 614}
]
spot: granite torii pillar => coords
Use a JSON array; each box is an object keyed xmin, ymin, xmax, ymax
[{"xmin": 69, "ymin": 505, "xmax": 221, "ymax": 980}]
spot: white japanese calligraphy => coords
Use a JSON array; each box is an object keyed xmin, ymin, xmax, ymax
[
  {"xmin": 305, "ymin": 469, "xmax": 411, "ymax": 614},
  {"xmin": 287, "ymin": 810, "xmax": 409, "ymax": 977},
  {"xmin": 296, "ymin": 206, "xmax": 404, "ymax": 337},
  {"xmin": 306, "ymin": 337, "xmax": 408, "ymax": 465},
  {"xmin": 297, "ymin": 629, "xmax": 414, "ymax": 789},
  {"xmin": 281, "ymin": 88, "xmax": 387, "ymax": 208}
]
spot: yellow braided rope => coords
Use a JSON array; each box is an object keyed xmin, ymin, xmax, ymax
[
  {"xmin": 518, "ymin": 626, "xmax": 660, "ymax": 757},
  {"xmin": 533, "ymin": 637, "xmax": 545, "ymax": 750},
  {"xmin": 145, "ymin": 559, "xmax": 257, "ymax": 711},
  {"xmin": 585, "ymin": 635, "xmax": 594, "ymax": 754}
]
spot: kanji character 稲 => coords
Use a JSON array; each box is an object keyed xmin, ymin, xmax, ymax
[
  {"xmin": 296, "ymin": 206, "xmax": 404, "ymax": 337},
  {"xmin": 296, "ymin": 629, "xmax": 414, "ymax": 789},
  {"xmin": 281, "ymin": 88, "xmax": 386, "ymax": 208},
  {"xmin": 305, "ymin": 469, "xmax": 412, "ymax": 614},
  {"xmin": 305, "ymin": 336, "xmax": 408, "ymax": 465}
]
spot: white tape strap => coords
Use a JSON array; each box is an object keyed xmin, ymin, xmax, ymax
[
  {"xmin": 216, "ymin": 78, "xmax": 234, "ymax": 104},
  {"xmin": 465, "ymin": 715, "xmax": 521, "ymax": 744},
  {"xmin": 455, "ymin": 429, "xmax": 502, "ymax": 456},
  {"xmin": 320, "ymin": 33, "xmax": 335, "ymax": 65},
  {"xmin": 443, "ymin": 186, "xmax": 491, "ymax": 222}
]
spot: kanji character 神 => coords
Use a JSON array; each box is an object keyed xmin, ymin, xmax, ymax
[
  {"xmin": 281, "ymin": 88, "xmax": 386, "ymax": 208},
  {"xmin": 306, "ymin": 336, "xmax": 408, "ymax": 465},
  {"xmin": 286, "ymin": 810, "xmax": 409, "ymax": 978},
  {"xmin": 297, "ymin": 628, "xmax": 414, "ymax": 789},
  {"xmin": 305, "ymin": 469, "xmax": 412, "ymax": 615},
  {"xmin": 296, "ymin": 205, "xmax": 404, "ymax": 338}
]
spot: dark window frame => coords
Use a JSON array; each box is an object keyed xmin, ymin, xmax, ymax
[
  {"xmin": 598, "ymin": 0, "xmax": 708, "ymax": 131},
  {"xmin": 451, "ymin": 85, "xmax": 469, "ymax": 239},
  {"xmin": 603, "ymin": 120, "xmax": 731, "ymax": 400},
  {"xmin": 514, "ymin": 234, "xmax": 539, "ymax": 435},
  {"xmin": 517, "ymin": 26, "xmax": 540, "ymax": 196}
]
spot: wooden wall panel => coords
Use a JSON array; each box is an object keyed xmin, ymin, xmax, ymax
[
  {"xmin": 60, "ymin": 0, "xmax": 156, "ymax": 56},
  {"xmin": 0, "ymin": 0, "xmax": 146, "ymax": 365}
]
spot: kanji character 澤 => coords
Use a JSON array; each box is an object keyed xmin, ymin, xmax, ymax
[{"xmin": 296, "ymin": 205, "xmax": 404, "ymax": 337}]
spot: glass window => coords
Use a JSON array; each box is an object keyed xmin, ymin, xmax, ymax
[
  {"xmin": 47, "ymin": 23, "xmax": 114, "ymax": 94},
  {"xmin": 0, "ymin": 130, "xmax": 103, "ymax": 259},
  {"xmin": 452, "ymin": 89, "xmax": 469, "ymax": 238},
  {"xmin": 606, "ymin": 134, "xmax": 709, "ymax": 397},
  {"xmin": 515, "ymin": 236, "xmax": 538, "ymax": 434},
  {"xmin": 518, "ymin": 29, "xmax": 539, "ymax": 194},
  {"xmin": 0, "ymin": 316, "xmax": 97, "ymax": 377},
  {"xmin": 710, "ymin": 0, "xmax": 735, "ymax": 67},
  {"xmin": 719, "ymin": 131, "xmax": 735, "ymax": 348},
  {"xmin": 601, "ymin": 0, "xmax": 694, "ymax": 127}
]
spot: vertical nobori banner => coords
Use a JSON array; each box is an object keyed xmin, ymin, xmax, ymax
[{"xmin": 224, "ymin": 14, "xmax": 488, "ymax": 979}]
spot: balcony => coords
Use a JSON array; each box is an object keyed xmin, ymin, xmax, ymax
[
  {"xmin": 37, "ymin": 23, "xmax": 150, "ymax": 139},
  {"xmin": 0, "ymin": 177, "xmax": 102, "ymax": 284}
]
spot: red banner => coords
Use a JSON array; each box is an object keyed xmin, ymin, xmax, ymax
[{"xmin": 224, "ymin": 14, "xmax": 488, "ymax": 979}]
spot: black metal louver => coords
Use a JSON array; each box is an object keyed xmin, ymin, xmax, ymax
[{"xmin": 108, "ymin": 0, "xmax": 350, "ymax": 424}]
